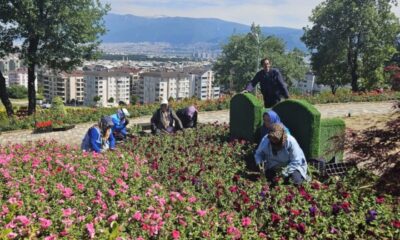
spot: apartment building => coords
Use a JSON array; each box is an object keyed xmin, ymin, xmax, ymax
[
  {"xmin": 8, "ymin": 68, "xmax": 37, "ymax": 90},
  {"xmin": 0, "ymin": 55, "xmax": 22, "ymax": 74},
  {"xmin": 185, "ymin": 68, "xmax": 220, "ymax": 100},
  {"xmin": 84, "ymin": 71, "xmax": 131, "ymax": 107},
  {"xmin": 40, "ymin": 71, "xmax": 84, "ymax": 104},
  {"xmin": 139, "ymin": 71, "xmax": 191, "ymax": 104},
  {"xmin": 111, "ymin": 66, "xmax": 143, "ymax": 98}
]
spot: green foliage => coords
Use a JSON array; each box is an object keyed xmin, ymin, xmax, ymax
[
  {"xmin": 273, "ymin": 99, "xmax": 321, "ymax": 159},
  {"xmin": 213, "ymin": 24, "xmax": 308, "ymax": 91},
  {"xmin": 93, "ymin": 96, "xmax": 101, "ymax": 102},
  {"xmin": 50, "ymin": 96, "xmax": 66, "ymax": 116},
  {"xmin": 108, "ymin": 97, "xmax": 114, "ymax": 103},
  {"xmin": 320, "ymin": 118, "xmax": 346, "ymax": 161},
  {"xmin": 302, "ymin": 0, "xmax": 400, "ymax": 92},
  {"xmin": 229, "ymin": 93, "xmax": 264, "ymax": 142},
  {"xmin": 130, "ymin": 95, "xmax": 138, "ymax": 105},
  {"xmin": 7, "ymin": 85, "xmax": 27, "ymax": 99}
]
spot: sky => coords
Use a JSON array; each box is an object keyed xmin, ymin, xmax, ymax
[{"xmin": 101, "ymin": 0, "xmax": 400, "ymax": 29}]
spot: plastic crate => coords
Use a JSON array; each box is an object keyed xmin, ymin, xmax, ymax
[{"xmin": 309, "ymin": 158, "xmax": 355, "ymax": 177}]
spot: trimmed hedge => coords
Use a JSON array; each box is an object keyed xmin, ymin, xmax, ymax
[
  {"xmin": 319, "ymin": 118, "xmax": 346, "ymax": 161},
  {"xmin": 272, "ymin": 99, "xmax": 321, "ymax": 159},
  {"xmin": 230, "ymin": 93, "xmax": 264, "ymax": 142}
]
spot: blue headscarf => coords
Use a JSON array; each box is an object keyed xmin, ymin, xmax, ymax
[{"xmin": 260, "ymin": 110, "xmax": 290, "ymax": 141}]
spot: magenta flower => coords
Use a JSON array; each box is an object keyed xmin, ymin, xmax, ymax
[
  {"xmin": 14, "ymin": 215, "xmax": 30, "ymax": 226},
  {"xmin": 108, "ymin": 214, "xmax": 118, "ymax": 223},
  {"xmin": 172, "ymin": 229, "xmax": 180, "ymax": 239},
  {"xmin": 133, "ymin": 211, "xmax": 142, "ymax": 221},
  {"xmin": 241, "ymin": 217, "xmax": 251, "ymax": 227},
  {"xmin": 108, "ymin": 189, "xmax": 116, "ymax": 197},
  {"xmin": 197, "ymin": 209, "xmax": 207, "ymax": 217},
  {"xmin": 86, "ymin": 222, "xmax": 95, "ymax": 239},
  {"xmin": 39, "ymin": 218, "xmax": 52, "ymax": 229},
  {"xmin": 62, "ymin": 208, "xmax": 74, "ymax": 217}
]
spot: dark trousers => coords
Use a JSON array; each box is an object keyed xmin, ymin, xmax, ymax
[{"xmin": 265, "ymin": 169, "xmax": 304, "ymax": 185}]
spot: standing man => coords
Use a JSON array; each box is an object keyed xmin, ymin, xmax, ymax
[{"xmin": 242, "ymin": 58, "xmax": 289, "ymax": 108}]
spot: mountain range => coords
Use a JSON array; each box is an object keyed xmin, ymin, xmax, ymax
[{"xmin": 102, "ymin": 13, "xmax": 306, "ymax": 51}]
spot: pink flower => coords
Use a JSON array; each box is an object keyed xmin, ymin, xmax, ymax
[
  {"xmin": 133, "ymin": 211, "xmax": 142, "ymax": 221},
  {"xmin": 14, "ymin": 215, "xmax": 30, "ymax": 226},
  {"xmin": 197, "ymin": 209, "xmax": 207, "ymax": 217},
  {"xmin": 227, "ymin": 226, "xmax": 241, "ymax": 239},
  {"xmin": 188, "ymin": 196, "xmax": 197, "ymax": 203},
  {"xmin": 172, "ymin": 230, "xmax": 180, "ymax": 239},
  {"xmin": 108, "ymin": 214, "xmax": 118, "ymax": 223},
  {"xmin": 39, "ymin": 218, "xmax": 52, "ymax": 229},
  {"xmin": 241, "ymin": 217, "xmax": 251, "ymax": 227},
  {"xmin": 7, "ymin": 232, "xmax": 17, "ymax": 239},
  {"xmin": 136, "ymin": 237, "xmax": 145, "ymax": 240},
  {"xmin": 62, "ymin": 208, "xmax": 74, "ymax": 217},
  {"xmin": 108, "ymin": 189, "xmax": 116, "ymax": 197},
  {"xmin": 86, "ymin": 222, "xmax": 95, "ymax": 239},
  {"xmin": 62, "ymin": 187, "xmax": 73, "ymax": 199},
  {"xmin": 44, "ymin": 235, "xmax": 56, "ymax": 240}
]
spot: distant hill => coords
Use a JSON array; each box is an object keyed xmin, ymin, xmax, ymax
[{"xmin": 102, "ymin": 13, "xmax": 306, "ymax": 51}]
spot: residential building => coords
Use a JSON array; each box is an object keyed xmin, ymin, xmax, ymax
[
  {"xmin": 8, "ymin": 68, "xmax": 37, "ymax": 90},
  {"xmin": 41, "ymin": 71, "xmax": 85, "ymax": 104},
  {"xmin": 293, "ymin": 72, "xmax": 330, "ymax": 93},
  {"xmin": 139, "ymin": 71, "xmax": 191, "ymax": 104},
  {"xmin": 184, "ymin": 67, "xmax": 220, "ymax": 100},
  {"xmin": 84, "ymin": 71, "xmax": 131, "ymax": 107}
]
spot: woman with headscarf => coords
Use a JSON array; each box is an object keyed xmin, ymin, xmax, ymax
[
  {"xmin": 176, "ymin": 105, "xmax": 198, "ymax": 129},
  {"xmin": 110, "ymin": 108, "xmax": 130, "ymax": 141},
  {"xmin": 254, "ymin": 123, "xmax": 309, "ymax": 185},
  {"xmin": 81, "ymin": 116, "xmax": 116, "ymax": 153},
  {"xmin": 259, "ymin": 110, "xmax": 290, "ymax": 141}
]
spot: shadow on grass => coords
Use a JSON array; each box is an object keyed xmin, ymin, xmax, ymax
[{"xmin": 345, "ymin": 106, "xmax": 400, "ymax": 195}]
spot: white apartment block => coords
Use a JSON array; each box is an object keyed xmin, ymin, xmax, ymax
[
  {"xmin": 294, "ymin": 72, "xmax": 330, "ymax": 93},
  {"xmin": 185, "ymin": 68, "xmax": 220, "ymax": 100},
  {"xmin": 84, "ymin": 71, "xmax": 131, "ymax": 107},
  {"xmin": 8, "ymin": 68, "xmax": 37, "ymax": 90},
  {"xmin": 139, "ymin": 72, "xmax": 190, "ymax": 104},
  {"xmin": 41, "ymin": 71, "xmax": 85, "ymax": 104}
]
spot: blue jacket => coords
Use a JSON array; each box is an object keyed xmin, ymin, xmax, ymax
[
  {"xmin": 255, "ymin": 134, "xmax": 309, "ymax": 180},
  {"xmin": 248, "ymin": 68, "xmax": 289, "ymax": 108},
  {"xmin": 111, "ymin": 113, "xmax": 127, "ymax": 136},
  {"xmin": 81, "ymin": 126, "xmax": 115, "ymax": 153}
]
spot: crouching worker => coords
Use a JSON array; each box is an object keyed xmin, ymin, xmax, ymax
[
  {"xmin": 81, "ymin": 116, "xmax": 116, "ymax": 153},
  {"xmin": 150, "ymin": 99, "xmax": 183, "ymax": 135},
  {"xmin": 176, "ymin": 105, "xmax": 198, "ymax": 129},
  {"xmin": 111, "ymin": 108, "xmax": 130, "ymax": 141},
  {"xmin": 254, "ymin": 124, "xmax": 309, "ymax": 185}
]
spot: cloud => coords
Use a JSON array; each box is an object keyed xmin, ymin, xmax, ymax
[{"xmin": 101, "ymin": 0, "xmax": 400, "ymax": 29}]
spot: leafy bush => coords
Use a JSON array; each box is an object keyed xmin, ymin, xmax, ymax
[
  {"xmin": 7, "ymin": 85, "xmax": 28, "ymax": 99},
  {"xmin": 0, "ymin": 124, "xmax": 398, "ymax": 239}
]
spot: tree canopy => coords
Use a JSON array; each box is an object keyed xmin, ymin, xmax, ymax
[
  {"xmin": 0, "ymin": 0, "xmax": 109, "ymax": 115},
  {"xmin": 213, "ymin": 24, "xmax": 308, "ymax": 92},
  {"xmin": 302, "ymin": 0, "xmax": 400, "ymax": 92}
]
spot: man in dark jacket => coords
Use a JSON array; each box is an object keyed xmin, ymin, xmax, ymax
[
  {"xmin": 243, "ymin": 58, "xmax": 289, "ymax": 108},
  {"xmin": 176, "ymin": 105, "xmax": 198, "ymax": 129},
  {"xmin": 150, "ymin": 99, "xmax": 184, "ymax": 135}
]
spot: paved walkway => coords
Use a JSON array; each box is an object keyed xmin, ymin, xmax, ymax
[{"xmin": 0, "ymin": 101, "xmax": 396, "ymax": 146}]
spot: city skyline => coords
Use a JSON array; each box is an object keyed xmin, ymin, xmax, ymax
[{"xmin": 101, "ymin": 0, "xmax": 400, "ymax": 29}]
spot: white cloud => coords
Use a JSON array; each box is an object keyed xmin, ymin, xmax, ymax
[{"xmin": 102, "ymin": 0, "xmax": 400, "ymax": 29}]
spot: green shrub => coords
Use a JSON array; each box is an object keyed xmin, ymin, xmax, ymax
[
  {"xmin": 7, "ymin": 85, "xmax": 28, "ymax": 99},
  {"xmin": 320, "ymin": 118, "xmax": 346, "ymax": 161},
  {"xmin": 273, "ymin": 99, "xmax": 321, "ymax": 159},
  {"xmin": 50, "ymin": 96, "xmax": 67, "ymax": 116},
  {"xmin": 229, "ymin": 93, "xmax": 264, "ymax": 142}
]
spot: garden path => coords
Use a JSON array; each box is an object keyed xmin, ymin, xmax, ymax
[{"xmin": 0, "ymin": 101, "xmax": 395, "ymax": 147}]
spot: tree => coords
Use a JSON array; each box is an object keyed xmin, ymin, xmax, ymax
[
  {"xmin": 93, "ymin": 96, "xmax": 101, "ymax": 103},
  {"xmin": 108, "ymin": 97, "xmax": 114, "ymax": 103},
  {"xmin": 302, "ymin": 0, "xmax": 400, "ymax": 92},
  {"xmin": 213, "ymin": 24, "xmax": 308, "ymax": 91},
  {"xmin": 0, "ymin": 0, "xmax": 110, "ymax": 115},
  {"xmin": 0, "ymin": 70, "xmax": 13, "ymax": 116}
]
